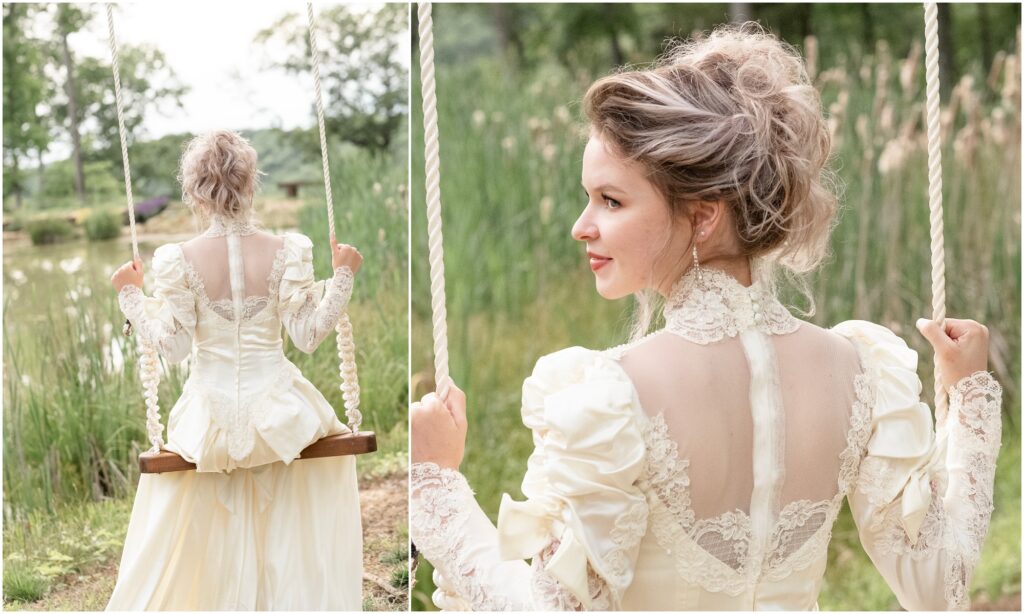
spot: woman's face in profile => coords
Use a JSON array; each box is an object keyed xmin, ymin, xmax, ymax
[{"xmin": 573, "ymin": 133, "xmax": 692, "ymax": 299}]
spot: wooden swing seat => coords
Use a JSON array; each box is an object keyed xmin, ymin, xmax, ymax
[{"xmin": 138, "ymin": 431, "xmax": 377, "ymax": 474}]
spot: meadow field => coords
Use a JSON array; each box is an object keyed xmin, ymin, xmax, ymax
[
  {"xmin": 410, "ymin": 20, "xmax": 1021, "ymax": 612},
  {"xmin": 2, "ymin": 146, "xmax": 410, "ymax": 610}
]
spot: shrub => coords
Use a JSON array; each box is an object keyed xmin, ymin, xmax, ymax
[
  {"xmin": 84, "ymin": 209, "xmax": 121, "ymax": 241},
  {"xmin": 26, "ymin": 217, "xmax": 73, "ymax": 245}
]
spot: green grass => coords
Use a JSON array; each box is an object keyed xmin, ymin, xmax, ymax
[
  {"xmin": 411, "ymin": 34, "xmax": 1020, "ymax": 611},
  {"xmin": 2, "ymin": 498, "xmax": 132, "ymax": 607}
]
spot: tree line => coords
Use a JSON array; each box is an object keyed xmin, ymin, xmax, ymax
[{"xmin": 3, "ymin": 3, "xmax": 407, "ymax": 213}]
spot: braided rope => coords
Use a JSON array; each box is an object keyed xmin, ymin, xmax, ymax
[
  {"xmin": 106, "ymin": 5, "xmax": 139, "ymax": 263},
  {"xmin": 923, "ymin": 2, "xmax": 949, "ymax": 420},
  {"xmin": 306, "ymin": 2, "xmax": 336, "ymax": 238},
  {"xmin": 337, "ymin": 315, "xmax": 362, "ymax": 432},
  {"xmin": 106, "ymin": 4, "xmax": 163, "ymax": 452},
  {"xmin": 307, "ymin": 3, "xmax": 362, "ymax": 431},
  {"xmin": 417, "ymin": 1, "xmax": 452, "ymax": 402}
]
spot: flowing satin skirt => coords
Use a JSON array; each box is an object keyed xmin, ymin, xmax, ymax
[{"xmin": 106, "ymin": 456, "xmax": 362, "ymax": 610}]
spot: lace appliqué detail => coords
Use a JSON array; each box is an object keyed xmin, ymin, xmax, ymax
[
  {"xmin": 181, "ymin": 245, "xmax": 289, "ymax": 323},
  {"xmin": 410, "ymin": 462, "xmax": 519, "ymax": 611},
  {"xmin": 117, "ymin": 284, "xmax": 188, "ymax": 356},
  {"xmin": 201, "ymin": 214, "xmax": 258, "ymax": 237},
  {"xmin": 662, "ymin": 267, "xmax": 799, "ymax": 345},
  {"xmin": 859, "ymin": 372, "xmax": 1001, "ymax": 610},
  {"xmin": 201, "ymin": 362, "xmax": 300, "ymax": 460},
  {"xmin": 291, "ymin": 266, "xmax": 354, "ymax": 351},
  {"xmin": 531, "ymin": 540, "xmax": 614, "ymax": 611},
  {"xmin": 638, "ymin": 376, "xmax": 873, "ymax": 596}
]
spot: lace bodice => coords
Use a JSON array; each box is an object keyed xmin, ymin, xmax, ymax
[
  {"xmin": 117, "ymin": 221, "xmax": 355, "ymax": 471},
  {"xmin": 410, "ymin": 262, "xmax": 1003, "ymax": 611}
]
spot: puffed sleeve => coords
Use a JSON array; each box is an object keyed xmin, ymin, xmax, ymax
[
  {"xmin": 117, "ymin": 244, "xmax": 196, "ymax": 363},
  {"xmin": 277, "ymin": 233, "xmax": 354, "ymax": 354},
  {"xmin": 410, "ymin": 347, "xmax": 648, "ymax": 611},
  {"xmin": 832, "ymin": 320, "xmax": 1003, "ymax": 611}
]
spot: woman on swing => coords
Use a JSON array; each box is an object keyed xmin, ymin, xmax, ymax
[
  {"xmin": 410, "ymin": 25, "xmax": 1003, "ymax": 611},
  {"xmin": 107, "ymin": 130, "xmax": 364, "ymax": 610}
]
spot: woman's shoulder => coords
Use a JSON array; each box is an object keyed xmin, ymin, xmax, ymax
[
  {"xmin": 522, "ymin": 346, "xmax": 639, "ymax": 432},
  {"xmin": 829, "ymin": 319, "xmax": 919, "ymax": 374},
  {"xmin": 280, "ymin": 231, "xmax": 313, "ymax": 249}
]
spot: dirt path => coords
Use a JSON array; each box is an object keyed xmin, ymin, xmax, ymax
[{"xmin": 11, "ymin": 472, "xmax": 408, "ymax": 611}]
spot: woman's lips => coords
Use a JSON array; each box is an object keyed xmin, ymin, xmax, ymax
[{"xmin": 588, "ymin": 252, "xmax": 611, "ymax": 271}]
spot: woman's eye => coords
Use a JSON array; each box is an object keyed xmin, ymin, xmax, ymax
[{"xmin": 603, "ymin": 195, "xmax": 622, "ymax": 209}]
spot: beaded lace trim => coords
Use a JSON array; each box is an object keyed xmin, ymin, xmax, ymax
[
  {"xmin": 662, "ymin": 266, "xmax": 800, "ymax": 345},
  {"xmin": 635, "ymin": 370, "xmax": 874, "ymax": 595},
  {"xmin": 201, "ymin": 214, "xmax": 258, "ymax": 237},
  {"xmin": 180, "ymin": 245, "xmax": 289, "ymax": 323}
]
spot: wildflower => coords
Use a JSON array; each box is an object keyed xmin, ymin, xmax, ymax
[
  {"xmin": 542, "ymin": 144, "xmax": 558, "ymax": 162},
  {"xmin": 373, "ymin": 182, "xmax": 383, "ymax": 195},
  {"xmin": 472, "ymin": 110, "xmax": 486, "ymax": 128},
  {"xmin": 59, "ymin": 256, "xmax": 83, "ymax": 274},
  {"xmin": 501, "ymin": 136, "xmax": 516, "ymax": 152}
]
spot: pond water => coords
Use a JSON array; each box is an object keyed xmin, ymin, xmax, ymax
[{"xmin": 2, "ymin": 234, "xmax": 189, "ymax": 381}]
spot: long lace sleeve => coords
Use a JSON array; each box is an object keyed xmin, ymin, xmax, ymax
[
  {"xmin": 410, "ymin": 463, "xmax": 533, "ymax": 611},
  {"xmin": 117, "ymin": 244, "xmax": 196, "ymax": 363},
  {"xmin": 411, "ymin": 347, "xmax": 648, "ymax": 611},
  {"xmin": 278, "ymin": 233, "xmax": 354, "ymax": 354},
  {"xmin": 833, "ymin": 321, "xmax": 1003, "ymax": 610}
]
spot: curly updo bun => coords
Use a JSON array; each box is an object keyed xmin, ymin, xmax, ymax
[
  {"xmin": 178, "ymin": 130, "xmax": 262, "ymax": 220},
  {"xmin": 584, "ymin": 23, "xmax": 838, "ymax": 274}
]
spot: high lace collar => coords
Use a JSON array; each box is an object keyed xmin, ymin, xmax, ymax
[
  {"xmin": 202, "ymin": 214, "xmax": 257, "ymax": 237},
  {"xmin": 662, "ymin": 263, "xmax": 799, "ymax": 345}
]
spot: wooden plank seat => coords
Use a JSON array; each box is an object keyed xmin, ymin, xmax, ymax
[{"xmin": 138, "ymin": 431, "xmax": 378, "ymax": 474}]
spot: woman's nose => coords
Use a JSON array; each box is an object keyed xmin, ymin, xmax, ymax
[{"xmin": 571, "ymin": 207, "xmax": 598, "ymax": 242}]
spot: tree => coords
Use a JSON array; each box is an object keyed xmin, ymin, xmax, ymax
[
  {"xmin": 55, "ymin": 4, "xmax": 90, "ymax": 202},
  {"xmin": 3, "ymin": 4, "xmax": 52, "ymax": 209},
  {"xmin": 255, "ymin": 4, "xmax": 408, "ymax": 153}
]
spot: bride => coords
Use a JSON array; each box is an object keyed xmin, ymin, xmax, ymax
[
  {"xmin": 410, "ymin": 25, "xmax": 1003, "ymax": 611},
  {"xmin": 107, "ymin": 130, "xmax": 364, "ymax": 610}
]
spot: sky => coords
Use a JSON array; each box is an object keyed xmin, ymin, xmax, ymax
[{"xmin": 46, "ymin": 1, "xmax": 405, "ymax": 160}]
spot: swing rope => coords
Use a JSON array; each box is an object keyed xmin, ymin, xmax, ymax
[
  {"xmin": 923, "ymin": 2, "xmax": 949, "ymax": 420},
  {"xmin": 306, "ymin": 2, "xmax": 362, "ymax": 433},
  {"xmin": 417, "ymin": 1, "xmax": 452, "ymax": 403},
  {"xmin": 107, "ymin": 4, "xmax": 164, "ymax": 453}
]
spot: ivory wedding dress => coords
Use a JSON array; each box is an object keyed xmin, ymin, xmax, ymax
[
  {"xmin": 107, "ymin": 215, "xmax": 362, "ymax": 610},
  {"xmin": 410, "ymin": 262, "xmax": 1003, "ymax": 611}
]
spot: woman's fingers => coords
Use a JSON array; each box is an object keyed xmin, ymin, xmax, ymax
[{"xmin": 916, "ymin": 318, "xmax": 956, "ymax": 355}]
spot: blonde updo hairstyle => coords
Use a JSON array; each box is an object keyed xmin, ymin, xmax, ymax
[
  {"xmin": 178, "ymin": 130, "xmax": 263, "ymax": 222},
  {"xmin": 583, "ymin": 23, "xmax": 839, "ymax": 331}
]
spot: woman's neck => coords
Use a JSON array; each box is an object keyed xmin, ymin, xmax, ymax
[
  {"xmin": 702, "ymin": 254, "xmax": 752, "ymax": 287},
  {"xmin": 657, "ymin": 254, "xmax": 752, "ymax": 296}
]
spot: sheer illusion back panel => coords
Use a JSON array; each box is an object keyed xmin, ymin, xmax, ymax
[
  {"xmin": 181, "ymin": 233, "xmax": 286, "ymax": 320},
  {"xmin": 618, "ymin": 323, "xmax": 866, "ymax": 569},
  {"xmin": 619, "ymin": 332, "xmax": 755, "ymax": 519},
  {"xmin": 773, "ymin": 325, "xmax": 862, "ymax": 504}
]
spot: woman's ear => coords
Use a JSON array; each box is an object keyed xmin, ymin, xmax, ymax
[{"xmin": 690, "ymin": 199, "xmax": 728, "ymax": 244}]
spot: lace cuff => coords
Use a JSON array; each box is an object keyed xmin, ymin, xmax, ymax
[
  {"xmin": 285, "ymin": 266, "xmax": 354, "ymax": 353},
  {"xmin": 410, "ymin": 462, "xmax": 532, "ymax": 611},
  {"xmin": 942, "ymin": 371, "xmax": 1002, "ymax": 609},
  {"xmin": 117, "ymin": 284, "xmax": 191, "ymax": 362}
]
